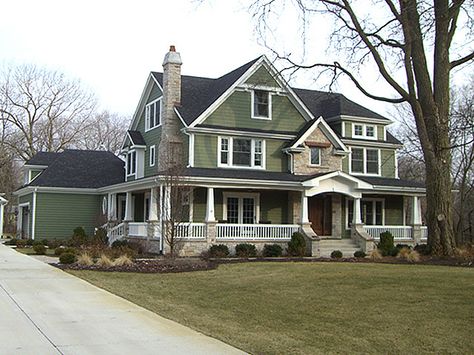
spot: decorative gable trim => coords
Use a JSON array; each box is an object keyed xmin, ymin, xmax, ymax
[
  {"xmin": 290, "ymin": 116, "xmax": 349, "ymax": 153},
  {"xmin": 302, "ymin": 170, "xmax": 373, "ymax": 190},
  {"xmin": 189, "ymin": 56, "xmax": 314, "ymax": 128}
]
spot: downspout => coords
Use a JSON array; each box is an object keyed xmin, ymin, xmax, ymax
[{"xmin": 31, "ymin": 188, "xmax": 37, "ymax": 240}]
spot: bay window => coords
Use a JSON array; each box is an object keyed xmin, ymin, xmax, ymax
[{"xmin": 218, "ymin": 137, "xmax": 265, "ymax": 168}]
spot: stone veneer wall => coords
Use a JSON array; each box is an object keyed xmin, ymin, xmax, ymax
[{"xmin": 293, "ymin": 126, "xmax": 342, "ymax": 175}]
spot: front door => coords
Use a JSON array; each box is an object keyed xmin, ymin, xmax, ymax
[{"xmin": 309, "ymin": 195, "xmax": 332, "ymax": 236}]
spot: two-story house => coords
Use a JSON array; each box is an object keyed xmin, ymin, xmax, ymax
[{"xmin": 14, "ymin": 46, "xmax": 426, "ymax": 256}]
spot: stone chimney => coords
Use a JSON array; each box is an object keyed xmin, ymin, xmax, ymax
[{"xmin": 159, "ymin": 45, "xmax": 183, "ymax": 171}]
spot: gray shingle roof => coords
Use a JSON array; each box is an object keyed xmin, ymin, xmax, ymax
[
  {"xmin": 128, "ymin": 130, "xmax": 146, "ymax": 146},
  {"xmin": 357, "ymin": 176, "xmax": 424, "ymax": 188},
  {"xmin": 27, "ymin": 150, "xmax": 124, "ymax": 188},
  {"xmin": 25, "ymin": 152, "xmax": 59, "ymax": 166}
]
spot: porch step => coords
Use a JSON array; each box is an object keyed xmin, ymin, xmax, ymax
[{"xmin": 318, "ymin": 239, "xmax": 361, "ymax": 258}]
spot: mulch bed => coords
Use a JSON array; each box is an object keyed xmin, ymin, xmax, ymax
[{"xmin": 55, "ymin": 258, "xmax": 217, "ymax": 273}]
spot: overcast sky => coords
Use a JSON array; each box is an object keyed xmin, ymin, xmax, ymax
[{"xmin": 1, "ymin": 0, "xmax": 469, "ymax": 121}]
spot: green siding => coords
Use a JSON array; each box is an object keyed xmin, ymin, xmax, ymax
[
  {"xmin": 204, "ymin": 91, "xmax": 306, "ymax": 133},
  {"xmin": 266, "ymin": 139, "xmax": 287, "ymax": 172},
  {"xmin": 381, "ymin": 149, "xmax": 396, "ymax": 178},
  {"xmin": 31, "ymin": 170, "xmax": 42, "ymax": 179},
  {"xmin": 344, "ymin": 122, "xmax": 352, "ymax": 138},
  {"xmin": 377, "ymin": 126, "xmax": 384, "ymax": 141},
  {"xmin": 35, "ymin": 193, "xmax": 101, "ymax": 239},
  {"xmin": 245, "ymin": 66, "xmax": 279, "ymax": 87},
  {"xmin": 384, "ymin": 195, "xmax": 404, "ymax": 225},
  {"xmin": 192, "ymin": 188, "xmax": 223, "ymax": 222},
  {"xmin": 342, "ymin": 155, "xmax": 349, "ymax": 173}
]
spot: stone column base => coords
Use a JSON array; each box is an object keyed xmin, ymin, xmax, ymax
[
  {"xmin": 206, "ymin": 221, "xmax": 217, "ymax": 246},
  {"xmin": 412, "ymin": 224, "xmax": 422, "ymax": 245}
]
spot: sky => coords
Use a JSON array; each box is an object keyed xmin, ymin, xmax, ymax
[{"xmin": 0, "ymin": 0, "xmax": 470, "ymax": 120}]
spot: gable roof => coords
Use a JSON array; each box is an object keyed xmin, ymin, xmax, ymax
[
  {"xmin": 24, "ymin": 150, "xmax": 124, "ymax": 189},
  {"xmin": 293, "ymin": 88, "xmax": 390, "ymax": 121},
  {"xmin": 152, "ymin": 57, "xmax": 260, "ymax": 126},
  {"xmin": 128, "ymin": 130, "xmax": 146, "ymax": 146},
  {"xmin": 25, "ymin": 152, "xmax": 59, "ymax": 166}
]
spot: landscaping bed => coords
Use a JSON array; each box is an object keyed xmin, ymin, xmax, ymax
[{"xmin": 56, "ymin": 258, "xmax": 216, "ymax": 273}]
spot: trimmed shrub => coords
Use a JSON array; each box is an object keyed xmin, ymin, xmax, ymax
[
  {"xmin": 262, "ymin": 244, "xmax": 283, "ymax": 257},
  {"xmin": 69, "ymin": 226, "xmax": 89, "ymax": 247},
  {"xmin": 113, "ymin": 255, "xmax": 134, "ymax": 267},
  {"xmin": 209, "ymin": 244, "xmax": 230, "ymax": 258},
  {"xmin": 47, "ymin": 240, "xmax": 63, "ymax": 249},
  {"xmin": 287, "ymin": 232, "xmax": 306, "ymax": 256},
  {"xmin": 54, "ymin": 246, "xmax": 77, "ymax": 256},
  {"xmin": 25, "ymin": 238, "xmax": 34, "ymax": 246},
  {"xmin": 378, "ymin": 231, "xmax": 395, "ymax": 256},
  {"xmin": 354, "ymin": 250, "xmax": 366, "ymax": 258},
  {"xmin": 389, "ymin": 247, "xmax": 400, "ymax": 257},
  {"xmin": 96, "ymin": 254, "xmax": 114, "ymax": 268},
  {"xmin": 59, "ymin": 252, "xmax": 76, "ymax": 264},
  {"xmin": 77, "ymin": 253, "xmax": 94, "ymax": 266},
  {"xmin": 331, "ymin": 250, "xmax": 343, "ymax": 259},
  {"xmin": 32, "ymin": 240, "xmax": 44, "ymax": 247},
  {"xmin": 414, "ymin": 243, "xmax": 430, "ymax": 255},
  {"xmin": 15, "ymin": 239, "xmax": 27, "ymax": 248},
  {"xmin": 369, "ymin": 249, "xmax": 383, "ymax": 260},
  {"xmin": 4, "ymin": 238, "xmax": 18, "ymax": 246},
  {"xmin": 91, "ymin": 227, "xmax": 108, "ymax": 245},
  {"xmin": 33, "ymin": 244, "xmax": 46, "ymax": 255},
  {"xmin": 235, "ymin": 243, "xmax": 257, "ymax": 258}
]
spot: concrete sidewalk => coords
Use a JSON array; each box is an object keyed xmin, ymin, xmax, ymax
[{"xmin": 0, "ymin": 244, "xmax": 244, "ymax": 354}]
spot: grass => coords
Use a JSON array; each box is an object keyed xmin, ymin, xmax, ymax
[
  {"xmin": 68, "ymin": 262, "xmax": 474, "ymax": 354},
  {"xmin": 16, "ymin": 247, "xmax": 56, "ymax": 256}
]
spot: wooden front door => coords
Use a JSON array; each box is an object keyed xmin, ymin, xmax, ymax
[{"xmin": 309, "ymin": 195, "xmax": 332, "ymax": 236}]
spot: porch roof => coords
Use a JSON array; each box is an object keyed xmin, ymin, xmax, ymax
[
  {"xmin": 357, "ymin": 176, "xmax": 424, "ymax": 189},
  {"xmin": 182, "ymin": 167, "xmax": 316, "ymax": 182}
]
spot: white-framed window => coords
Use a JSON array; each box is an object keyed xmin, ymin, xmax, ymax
[
  {"xmin": 309, "ymin": 147, "xmax": 321, "ymax": 166},
  {"xmin": 218, "ymin": 136, "xmax": 265, "ymax": 169},
  {"xmin": 251, "ymin": 90, "xmax": 271, "ymax": 119},
  {"xmin": 352, "ymin": 123, "xmax": 377, "ymax": 140},
  {"xmin": 346, "ymin": 198, "xmax": 384, "ymax": 228},
  {"xmin": 350, "ymin": 147, "xmax": 380, "ymax": 175},
  {"xmin": 223, "ymin": 192, "xmax": 260, "ymax": 224},
  {"xmin": 149, "ymin": 145, "xmax": 156, "ymax": 167},
  {"xmin": 145, "ymin": 98, "xmax": 161, "ymax": 131},
  {"xmin": 126, "ymin": 150, "xmax": 136, "ymax": 176}
]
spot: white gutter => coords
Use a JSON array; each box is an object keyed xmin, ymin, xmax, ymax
[{"xmin": 32, "ymin": 188, "xmax": 37, "ymax": 240}]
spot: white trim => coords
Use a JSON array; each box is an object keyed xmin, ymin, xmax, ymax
[
  {"xmin": 18, "ymin": 202, "xmax": 30, "ymax": 239},
  {"xmin": 23, "ymin": 164, "xmax": 48, "ymax": 169},
  {"xmin": 223, "ymin": 191, "xmax": 260, "ymax": 224},
  {"xmin": 174, "ymin": 107, "xmax": 189, "ymax": 128},
  {"xmin": 342, "ymin": 139, "xmax": 402, "ymax": 149},
  {"xmin": 126, "ymin": 150, "xmax": 137, "ymax": 178},
  {"xmin": 31, "ymin": 189, "xmax": 37, "ymax": 240},
  {"xmin": 185, "ymin": 126, "xmax": 295, "ymax": 140},
  {"xmin": 345, "ymin": 197, "xmax": 385, "ymax": 229},
  {"xmin": 341, "ymin": 122, "xmax": 346, "ymax": 138},
  {"xmin": 217, "ymin": 136, "xmax": 266, "ymax": 170},
  {"xmin": 251, "ymin": 89, "xmax": 272, "ymax": 120},
  {"xmin": 145, "ymin": 97, "xmax": 162, "ymax": 132},
  {"xmin": 349, "ymin": 147, "xmax": 381, "ymax": 176},
  {"xmin": 149, "ymin": 145, "xmax": 156, "ymax": 167},
  {"xmin": 325, "ymin": 115, "xmax": 393, "ymax": 124},
  {"xmin": 394, "ymin": 150, "xmax": 399, "ymax": 178},
  {"xmin": 188, "ymin": 133, "xmax": 194, "ymax": 167}
]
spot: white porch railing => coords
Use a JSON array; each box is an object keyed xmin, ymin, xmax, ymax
[
  {"xmin": 216, "ymin": 223, "xmax": 300, "ymax": 240},
  {"xmin": 129, "ymin": 222, "xmax": 148, "ymax": 237},
  {"xmin": 175, "ymin": 223, "xmax": 207, "ymax": 239},
  {"xmin": 421, "ymin": 226, "xmax": 428, "ymax": 241},
  {"xmin": 363, "ymin": 225, "xmax": 413, "ymax": 240},
  {"xmin": 108, "ymin": 222, "xmax": 125, "ymax": 245}
]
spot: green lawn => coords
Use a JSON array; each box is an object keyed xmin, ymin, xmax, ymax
[
  {"xmin": 16, "ymin": 247, "xmax": 56, "ymax": 256},
  {"xmin": 68, "ymin": 262, "xmax": 474, "ymax": 354}
]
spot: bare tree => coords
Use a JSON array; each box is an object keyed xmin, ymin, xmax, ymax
[
  {"xmin": 77, "ymin": 110, "xmax": 130, "ymax": 154},
  {"xmin": 0, "ymin": 64, "xmax": 97, "ymax": 161},
  {"xmin": 250, "ymin": 0, "xmax": 473, "ymax": 255}
]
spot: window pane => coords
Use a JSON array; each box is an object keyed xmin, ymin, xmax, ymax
[
  {"xmin": 354, "ymin": 125, "xmax": 363, "ymax": 136},
  {"xmin": 351, "ymin": 148, "xmax": 364, "ymax": 173},
  {"xmin": 363, "ymin": 201, "xmax": 374, "ymax": 225},
  {"xmin": 348, "ymin": 200, "xmax": 354, "ymax": 228},
  {"xmin": 254, "ymin": 140, "xmax": 263, "ymax": 167},
  {"xmin": 227, "ymin": 198, "xmax": 239, "ymax": 223},
  {"xmin": 221, "ymin": 138, "xmax": 229, "ymax": 164},
  {"xmin": 366, "ymin": 149, "xmax": 379, "ymax": 174},
  {"xmin": 366, "ymin": 126, "xmax": 375, "ymax": 137},
  {"xmin": 375, "ymin": 201, "xmax": 383, "ymax": 225},
  {"xmin": 242, "ymin": 198, "xmax": 255, "ymax": 224},
  {"xmin": 254, "ymin": 90, "xmax": 269, "ymax": 117},
  {"xmin": 310, "ymin": 147, "xmax": 320, "ymax": 165},
  {"xmin": 233, "ymin": 139, "xmax": 251, "ymax": 166}
]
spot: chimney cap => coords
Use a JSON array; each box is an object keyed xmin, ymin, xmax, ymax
[
  {"xmin": 163, "ymin": 46, "xmax": 182, "ymax": 66},
  {"xmin": 169, "ymin": 45, "xmax": 176, "ymax": 52}
]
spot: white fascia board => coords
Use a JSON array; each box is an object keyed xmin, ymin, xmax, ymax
[
  {"xmin": 290, "ymin": 116, "xmax": 349, "ymax": 152},
  {"xmin": 185, "ymin": 127, "xmax": 296, "ymax": 140},
  {"xmin": 23, "ymin": 164, "xmax": 48, "ymax": 169},
  {"xmin": 327, "ymin": 115, "xmax": 393, "ymax": 125},
  {"xmin": 342, "ymin": 139, "xmax": 403, "ymax": 149},
  {"xmin": 361, "ymin": 186, "xmax": 426, "ymax": 195},
  {"xmin": 129, "ymin": 73, "xmax": 163, "ymax": 132},
  {"xmin": 0, "ymin": 196, "xmax": 7, "ymax": 204},
  {"xmin": 14, "ymin": 186, "xmax": 100, "ymax": 195},
  {"xmin": 174, "ymin": 107, "xmax": 188, "ymax": 128}
]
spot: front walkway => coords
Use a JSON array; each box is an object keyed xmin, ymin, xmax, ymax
[{"xmin": 0, "ymin": 244, "xmax": 244, "ymax": 355}]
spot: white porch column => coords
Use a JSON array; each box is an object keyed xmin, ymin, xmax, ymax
[
  {"xmin": 107, "ymin": 193, "xmax": 117, "ymax": 221},
  {"xmin": 353, "ymin": 197, "xmax": 362, "ymax": 225},
  {"xmin": 205, "ymin": 187, "xmax": 216, "ymax": 222},
  {"xmin": 412, "ymin": 196, "xmax": 421, "ymax": 225},
  {"xmin": 124, "ymin": 192, "xmax": 133, "ymax": 221},
  {"xmin": 301, "ymin": 193, "xmax": 309, "ymax": 224},
  {"xmin": 149, "ymin": 187, "xmax": 159, "ymax": 221}
]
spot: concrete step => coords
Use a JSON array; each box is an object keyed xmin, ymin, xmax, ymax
[{"xmin": 318, "ymin": 239, "xmax": 361, "ymax": 258}]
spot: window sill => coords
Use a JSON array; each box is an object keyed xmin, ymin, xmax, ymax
[
  {"xmin": 350, "ymin": 172, "xmax": 381, "ymax": 177},
  {"xmin": 217, "ymin": 165, "xmax": 266, "ymax": 170},
  {"xmin": 144, "ymin": 124, "xmax": 162, "ymax": 133},
  {"xmin": 251, "ymin": 115, "xmax": 272, "ymax": 120}
]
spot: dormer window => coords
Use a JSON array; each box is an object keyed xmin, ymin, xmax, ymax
[
  {"xmin": 145, "ymin": 98, "xmax": 161, "ymax": 131},
  {"xmin": 352, "ymin": 123, "xmax": 377, "ymax": 140},
  {"xmin": 252, "ymin": 90, "xmax": 271, "ymax": 119}
]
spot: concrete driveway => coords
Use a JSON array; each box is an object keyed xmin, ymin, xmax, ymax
[{"xmin": 0, "ymin": 244, "xmax": 244, "ymax": 354}]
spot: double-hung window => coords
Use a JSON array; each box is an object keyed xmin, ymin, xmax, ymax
[
  {"xmin": 252, "ymin": 90, "xmax": 271, "ymax": 119},
  {"xmin": 145, "ymin": 99, "xmax": 161, "ymax": 131},
  {"xmin": 352, "ymin": 123, "xmax": 377, "ymax": 139},
  {"xmin": 126, "ymin": 151, "xmax": 136, "ymax": 176},
  {"xmin": 149, "ymin": 145, "xmax": 156, "ymax": 167},
  {"xmin": 350, "ymin": 148, "xmax": 380, "ymax": 175},
  {"xmin": 219, "ymin": 137, "xmax": 265, "ymax": 168},
  {"xmin": 310, "ymin": 147, "xmax": 321, "ymax": 166}
]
